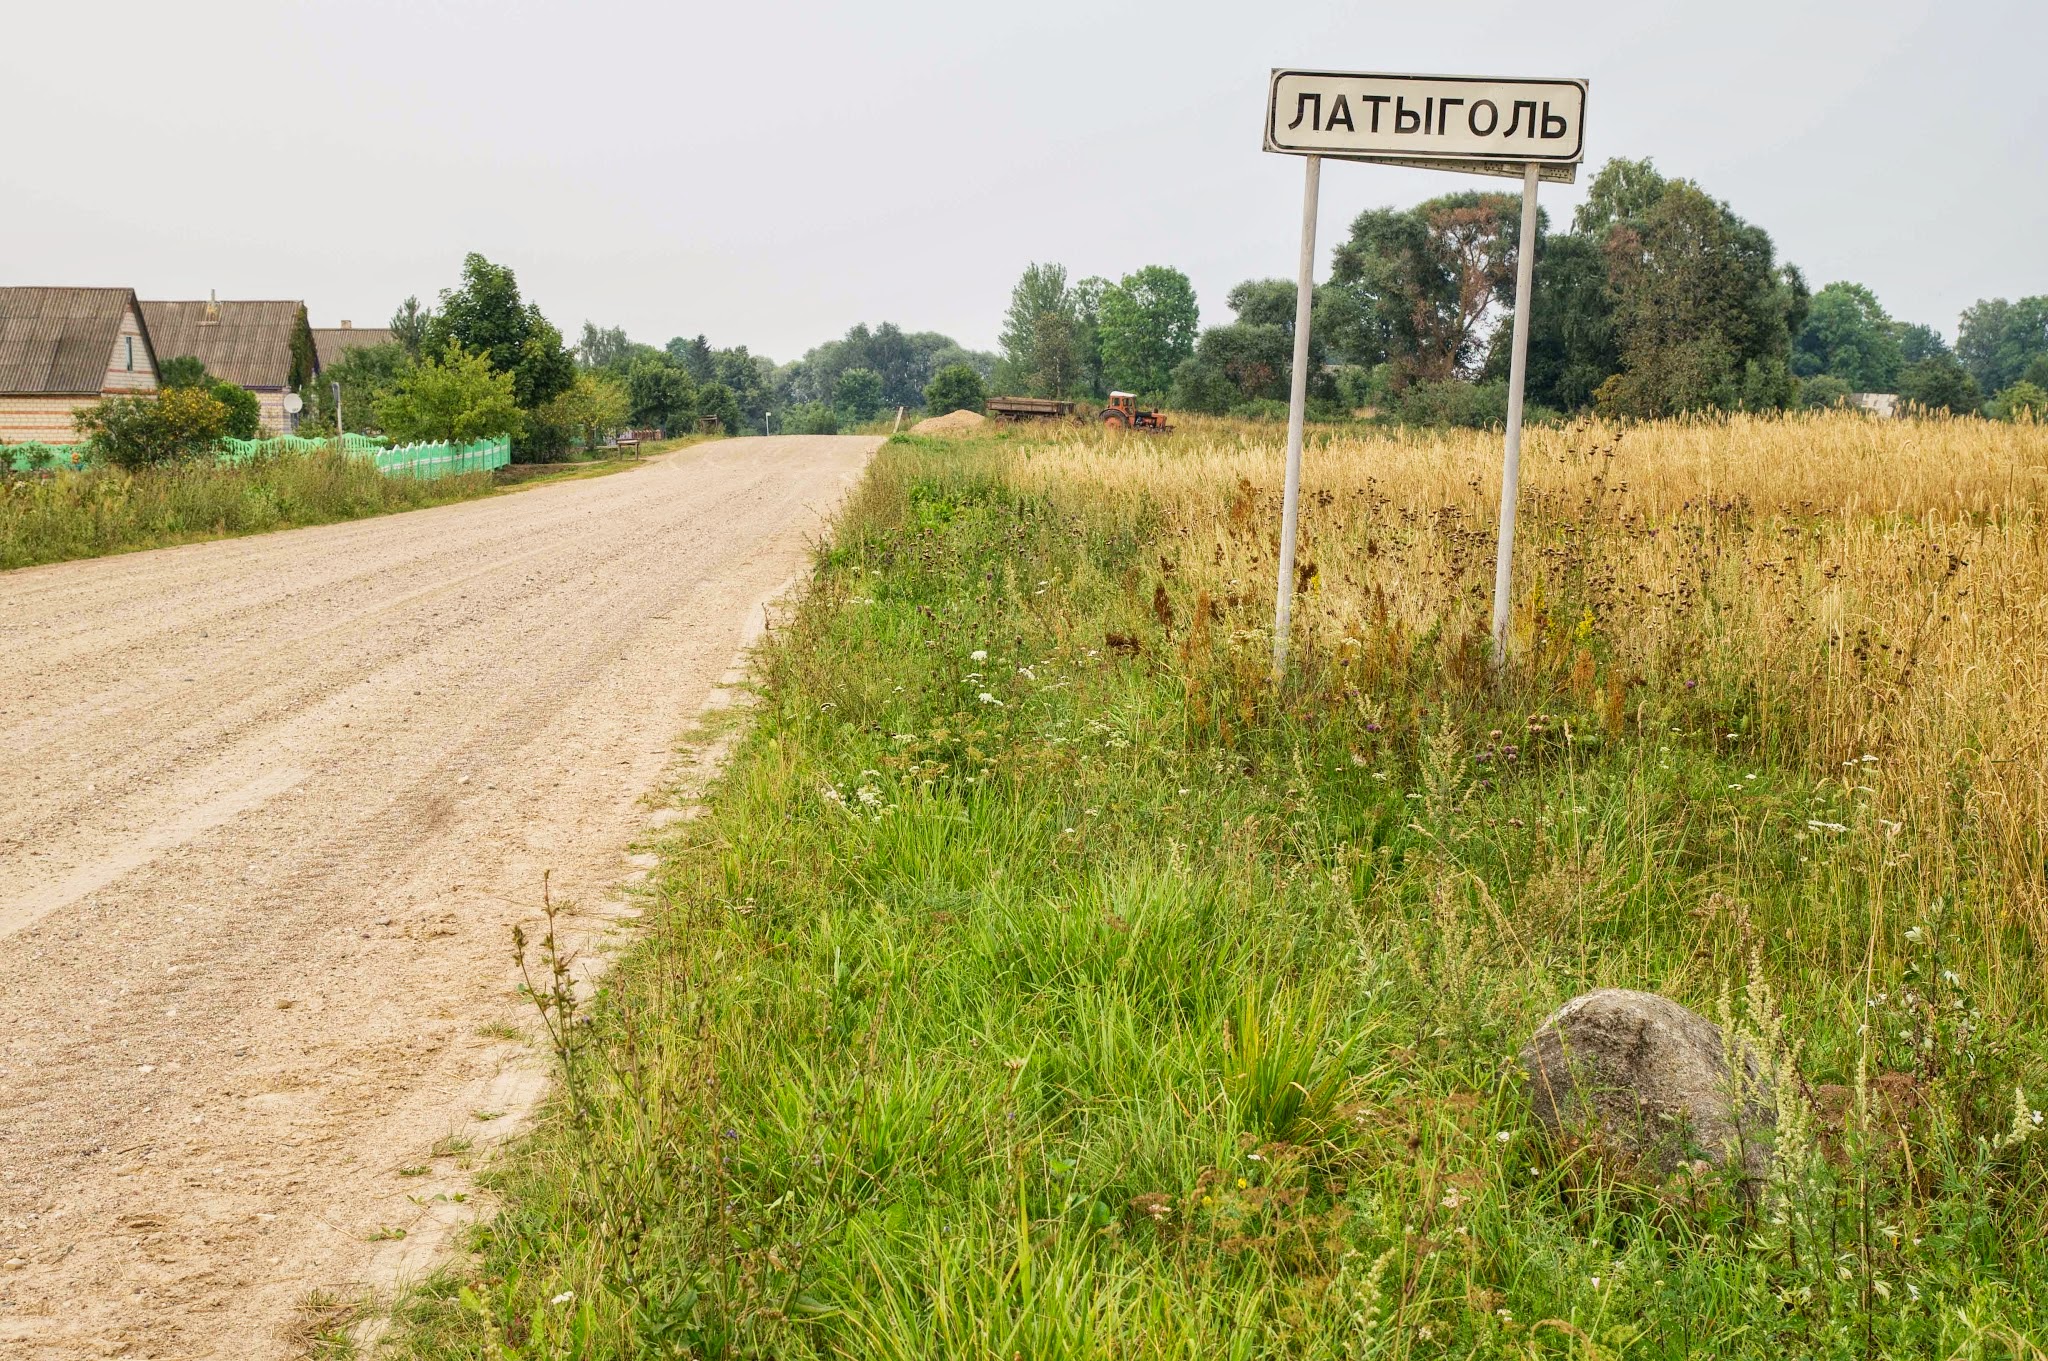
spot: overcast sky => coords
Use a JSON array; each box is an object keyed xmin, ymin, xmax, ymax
[{"xmin": 5, "ymin": 0, "xmax": 2041, "ymax": 361}]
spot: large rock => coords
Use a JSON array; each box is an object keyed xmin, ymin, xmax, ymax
[{"xmin": 1521, "ymin": 988, "xmax": 1775, "ymax": 1189}]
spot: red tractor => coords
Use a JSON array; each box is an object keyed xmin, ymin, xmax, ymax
[{"xmin": 1100, "ymin": 391, "xmax": 1171, "ymax": 432}]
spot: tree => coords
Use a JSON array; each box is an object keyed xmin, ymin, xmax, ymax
[
  {"xmin": 1572, "ymin": 157, "xmax": 1669, "ymax": 236},
  {"xmin": 1175, "ymin": 321, "xmax": 1292, "ymax": 410},
  {"xmin": 665, "ymin": 335, "xmax": 716, "ymax": 384},
  {"xmin": 375, "ymin": 343, "xmax": 522, "ymax": 443},
  {"xmin": 713, "ymin": 347, "xmax": 773, "ymax": 432},
  {"xmin": 1098, "ymin": 266, "xmax": 1200, "ymax": 396},
  {"xmin": 1481, "ymin": 231, "xmax": 1618, "ymax": 411},
  {"xmin": 74, "ymin": 387, "xmax": 228, "ymax": 467},
  {"xmin": 1167, "ymin": 277, "xmax": 1340, "ymax": 414},
  {"xmin": 1327, "ymin": 192, "xmax": 1523, "ymax": 384},
  {"xmin": 1896, "ymin": 355, "xmax": 1982, "ymax": 415},
  {"xmin": 696, "ymin": 382, "xmax": 740, "ymax": 435},
  {"xmin": 924, "ymin": 363, "xmax": 986, "ymax": 415},
  {"xmin": 1794, "ymin": 282, "xmax": 1903, "ymax": 391},
  {"xmin": 1956, "ymin": 297, "xmax": 2048, "ymax": 397},
  {"xmin": 2025, "ymin": 354, "xmax": 2048, "ymax": 391},
  {"xmin": 156, "ymin": 356, "xmax": 261, "ymax": 438},
  {"xmin": 625, "ymin": 356, "xmax": 696, "ymax": 432},
  {"xmin": 425, "ymin": 253, "xmax": 576, "ymax": 428},
  {"xmin": 316, "ymin": 342, "xmax": 411, "ymax": 435},
  {"xmin": 1597, "ymin": 180, "xmax": 1803, "ymax": 418},
  {"xmin": 1988, "ymin": 380, "xmax": 2048, "ymax": 421},
  {"xmin": 578, "ymin": 323, "xmax": 633, "ymax": 370},
  {"xmin": 996, "ymin": 263, "xmax": 1081, "ymax": 397},
  {"xmin": 833, "ymin": 367, "xmax": 886, "ymax": 422},
  {"xmin": 390, "ymin": 297, "xmax": 431, "ymax": 356},
  {"xmin": 537, "ymin": 370, "xmax": 630, "ymax": 450},
  {"xmin": 1893, "ymin": 322, "xmax": 1950, "ymax": 366},
  {"xmin": 1071, "ymin": 276, "xmax": 1108, "ymax": 397}
]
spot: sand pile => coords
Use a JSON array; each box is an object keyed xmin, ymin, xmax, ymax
[{"xmin": 910, "ymin": 408, "xmax": 988, "ymax": 434}]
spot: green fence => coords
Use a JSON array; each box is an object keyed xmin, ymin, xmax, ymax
[
  {"xmin": 9, "ymin": 433, "xmax": 509, "ymax": 480},
  {"xmin": 218, "ymin": 432, "xmax": 387, "ymax": 463},
  {"xmin": 3, "ymin": 442, "xmax": 90, "ymax": 472},
  {"xmin": 370, "ymin": 437, "xmax": 511, "ymax": 478}
]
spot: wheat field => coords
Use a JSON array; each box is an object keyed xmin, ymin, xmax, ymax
[{"xmin": 1010, "ymin": 412, "xmax": 2048, "ymax": 946}]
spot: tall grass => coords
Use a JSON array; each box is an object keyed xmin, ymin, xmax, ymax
[
  {"xmin": 394, "ymin": 413, "xmax": 2048, "ymax": 1359},
  {"xmin": 0, "ymin": 448, "xmax": 497, "ymax": 570}
]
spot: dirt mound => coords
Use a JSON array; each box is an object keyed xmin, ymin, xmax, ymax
[{"xmin": 910, "ymin": 408, "xmax": 988, "ymax": 434}]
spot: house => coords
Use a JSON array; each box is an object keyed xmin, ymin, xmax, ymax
[
  {"xmin": 1850, "ymin": 392, "xmax": 1900, "ymax": 419},
  {"xmin": 0, "ymin": 286, "xmax": 160, "ymax": 445},
  {"xmin": 311, "ymin": 320, "xmax": 397, "ymax": 372},
  {"xmin": 141, "ymin": 295, "xmax": 316, "ymax": 435}
]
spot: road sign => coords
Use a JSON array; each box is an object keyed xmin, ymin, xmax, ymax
[
  {"xmin": 1265, "ymin": 70, "xmax": 1586, "ymax": 183},
  {"xmin": 1260, "ymin": 69, "xmax": 1587, "ymax": 679}
]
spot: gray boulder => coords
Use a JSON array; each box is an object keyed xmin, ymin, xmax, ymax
[{"xmin": 1521, "ymin": 988, "xmax": 1775, "ymax": 1189}]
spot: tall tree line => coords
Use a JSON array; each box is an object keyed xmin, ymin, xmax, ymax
[{"xmin": 997, "ymin": 157, "xmax": 2048, "ymax": 426}]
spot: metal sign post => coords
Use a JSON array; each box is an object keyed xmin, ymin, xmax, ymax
[
  {"xmin": 1490, "ymin": 162, "xmax": 1541, "ymax": 662},
  {"xmin": 1271, "ymin": 153, "xmax": 1321, "ymax": 679},
  {"xmin": 1261, "ymin": 69, "xmax": 1586, "ymax": 678}
]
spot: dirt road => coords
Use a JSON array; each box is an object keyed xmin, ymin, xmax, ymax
[{"xmin": 0, "ymin": 436, "xmax": 877, "ymax": 1357}]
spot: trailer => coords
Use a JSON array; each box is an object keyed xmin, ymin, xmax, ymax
[{"xmin": 986, "ymin": 395, "xmax": 1078, "ymax": 422}]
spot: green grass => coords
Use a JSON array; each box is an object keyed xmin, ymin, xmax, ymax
[
  {"xmin": 392, "ymin": 433, "xmax": 2048, "ymax": 1359},
  {"xmin": 0, "ymin": 448, "xmax": 498, "ymax": 570}
]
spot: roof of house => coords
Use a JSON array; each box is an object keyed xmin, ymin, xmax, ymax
[
  {"xmin": 0, "ymin": 286, "xmax": 156, "ymax": 395},
  {"xmin": 312, "ymin": 325, "xmax": 396, "ymax": 370},
  {"xmin": 140, "ymin": 299, "xmax": 306, "ymax": 388}
]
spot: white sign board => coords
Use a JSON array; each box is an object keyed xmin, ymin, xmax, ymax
[
  {"xmin": 1265, "ymin": 70, "xmax": 1587, "ymax": 183},
  {"xmin": 1257, "ymin": 67, "xmax": 1590, "ymax": 677}
]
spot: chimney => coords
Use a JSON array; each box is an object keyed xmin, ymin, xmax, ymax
[
  {"xmin": 202, "ymin": 289, "xmax": 220, "ymax": 324},
  {"xmin": 340, "ymin": 320, "xmax": 352, "ymax": 329}
]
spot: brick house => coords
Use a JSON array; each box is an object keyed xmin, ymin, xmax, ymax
[
  {"xmin": 0, "ymin": 287, "xmax": 161, "ymax": 445},
  {"xmin": 141, "ymin": 296, "xmax": 317, "ymax": 435}
]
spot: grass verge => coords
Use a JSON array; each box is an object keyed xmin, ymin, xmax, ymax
[
  {"xmin": 0, "ymin": 448, "xmax": 498, "ymax": 570},
  {"xmin": 394, "ymin": 417, "xmax": 2047, "ymax": 1358}
]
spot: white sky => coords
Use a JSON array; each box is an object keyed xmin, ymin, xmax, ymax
[{"xmin": 4, "ymin": 0, "xmax": 2041, "ymax": 359}]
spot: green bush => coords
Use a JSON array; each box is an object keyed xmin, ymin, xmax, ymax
[
  {"xmin": 923, "ymin": 363, "xmax": 986, "ymax": 416},
  {"xmin": 1797, "ymin": 374, "xmax": 1855, "ymax": 409},
  {"xmin": 74, "ymin": 388, "xmax": 229, "ymax": 467},
  {"xmin": 783, "ymin": 402, "xmax": 840, "ymax": 435},
  {"xmin": 374, "ymin": 342, "xmax": 522, "ymax": 445},
  {"xmin": 1988, "ymin": 379, "xmax": 2048, "ymax": 421}
]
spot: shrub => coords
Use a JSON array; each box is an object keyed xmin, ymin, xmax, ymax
[
  {"xmin": 1988, "ymin": 380, "xmax": 2047, "ymax": 422},
  {"xmin": 1797, "ymin": 374, "xmax": 1855, "ymax": 409},
  {"xmin": 157, "ymin": 356, "xmax": 261, "ymax": 439},
  {"xmin": 74, "ymin": 388, "xmax": 229, "ymax": 467},
  {"xmin": 783, "ymin": 402, "xmax": 839, "ymax": 435},
  {"xmin": 923, "ymin": 363, "xmax": 986, "ymax": 416}
]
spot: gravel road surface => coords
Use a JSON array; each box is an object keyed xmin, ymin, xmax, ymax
[{"xmin": 0, "ymin": 436, "xmax": 876, "ymax": 1357}]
